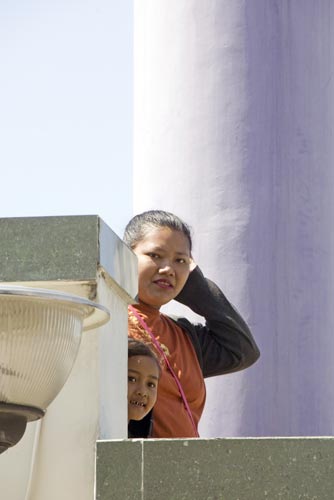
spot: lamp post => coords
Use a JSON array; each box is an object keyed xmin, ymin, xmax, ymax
[{"xmin": 0, "ymin": 285, "xmax": 110, "ymax": 453}]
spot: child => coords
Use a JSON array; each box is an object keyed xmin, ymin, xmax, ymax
[
  {"xmin": 128, "ymin": 339, "xmax": 161, "ymax": 434},
  {"xmin": 125, "ymin": 210, "xmax": 260, "ymax": 438}
]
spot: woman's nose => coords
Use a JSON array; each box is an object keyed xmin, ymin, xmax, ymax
[{"xmin": 158, "ymin": 260, "xmax": 175, "ymax": 275}]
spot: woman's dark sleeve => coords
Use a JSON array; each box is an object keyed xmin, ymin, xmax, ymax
[{"xmin": 174, "ymin": 266, "xmax": 260, "ymax": 378}]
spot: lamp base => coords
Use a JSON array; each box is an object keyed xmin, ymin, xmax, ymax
[{"xmin": 0, "ymin": 403, "xmax": 44, "ymax": 454}]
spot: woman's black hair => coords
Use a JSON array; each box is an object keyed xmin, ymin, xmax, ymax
[
  {"xmin": 123, "ymin": 210, "xmax": 192, "ymax": 252},
  {"xmin": 128, "ymin": 338, "xmax": 162, "ymax": 377}
]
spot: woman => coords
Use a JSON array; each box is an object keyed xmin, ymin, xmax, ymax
[{"xmin": 125, "ymin": 210, "xmax": 260, "ymax": 438}]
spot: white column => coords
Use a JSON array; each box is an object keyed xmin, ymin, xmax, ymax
[{"xmin": 134, "ymin": 0, "xmax": 334, "ymax": 436}]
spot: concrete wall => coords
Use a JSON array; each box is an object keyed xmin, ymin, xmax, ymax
[{"xmin": 0, "ymin": 215, "xmax": 137, "ymax": 500}]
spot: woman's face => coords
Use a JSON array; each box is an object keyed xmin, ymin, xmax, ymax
[
  {"xmin": 133, "ymin": 227, "xmax": 191, "ymax": 309},
  {"xmin": 128, "ymin": 355, "xmax": 160, "ymax": 421}
]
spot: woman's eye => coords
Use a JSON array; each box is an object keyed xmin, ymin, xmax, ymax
[
  {"xmin": 176, "ymin": 258, "xmax": 187, "ymax": 264},
  {"xmin": 128, "ymin": 376, "xmax": 136, "ymax": 383},
  {"xmin": 148, "ymin": 382, "xmax": 156, "ymax": 389}
]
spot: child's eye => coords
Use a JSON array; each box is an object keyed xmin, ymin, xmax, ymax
[
  {"xmin": 128, "ymin": 376, "xmax": 136, "ymax": 383},
  {"xmin": 148, "ymin": 382, "xmax": 156, "ymax": 389},
  {"xmin": 147, "ymin": 252, "xmax": 160, "ymax": 259}
]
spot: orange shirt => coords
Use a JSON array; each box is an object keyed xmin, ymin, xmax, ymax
[{"xmin": 128, "ymin": 303, "xmax": 206, "ymax": 438}]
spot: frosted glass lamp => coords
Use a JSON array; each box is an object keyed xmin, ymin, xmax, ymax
[{"xmin": 0, "ymin": 286, "xmax": 110, "ymax": 453}]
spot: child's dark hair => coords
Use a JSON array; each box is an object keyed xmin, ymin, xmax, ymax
[
  {"xmin": 123, "ymin": 210, "xmax": 192, "ymax": 252},
  {"xmin": 128, "ymin": 338, "xmax": 162, "ymax": 377}
]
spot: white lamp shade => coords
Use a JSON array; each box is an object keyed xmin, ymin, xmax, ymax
[{"xmin": 0, "ymin": 286, "xmax": 110, "ymax": 413}]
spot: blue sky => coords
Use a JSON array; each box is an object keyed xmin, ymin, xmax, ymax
[{"xmin": 0, "ymin": 1, "xmax": 133, "ymax": 238}]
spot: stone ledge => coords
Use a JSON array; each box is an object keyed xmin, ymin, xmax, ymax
[
  {"xmin": 96, "ymin": 437, "xmax": 334, "ymax": 500},
  {"xmin": 0, "ymin": 215, "xmax": 137, "ymax": 301}
]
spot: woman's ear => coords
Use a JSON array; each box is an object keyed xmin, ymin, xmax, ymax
[{"xmin": 189, "ymin": 257, "xmax": 197, "ymax": 272}]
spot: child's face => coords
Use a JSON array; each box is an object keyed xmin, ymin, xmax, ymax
[
  {"xmin": 128, "ymin": 355, "xmax": 160, "ymax": 421},
  {"xmin": 133, "ymin": 227, "xmax": 191, "ymax": 309}
]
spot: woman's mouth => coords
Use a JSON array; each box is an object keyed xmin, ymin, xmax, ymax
[{"xmin": 154, "ymin": 279, "xmax": 173, "ymax": 289}]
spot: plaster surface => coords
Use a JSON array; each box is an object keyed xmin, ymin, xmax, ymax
[{"xmin": 133, "ymin": 0, "xmax": 334, "ymax": 437}]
